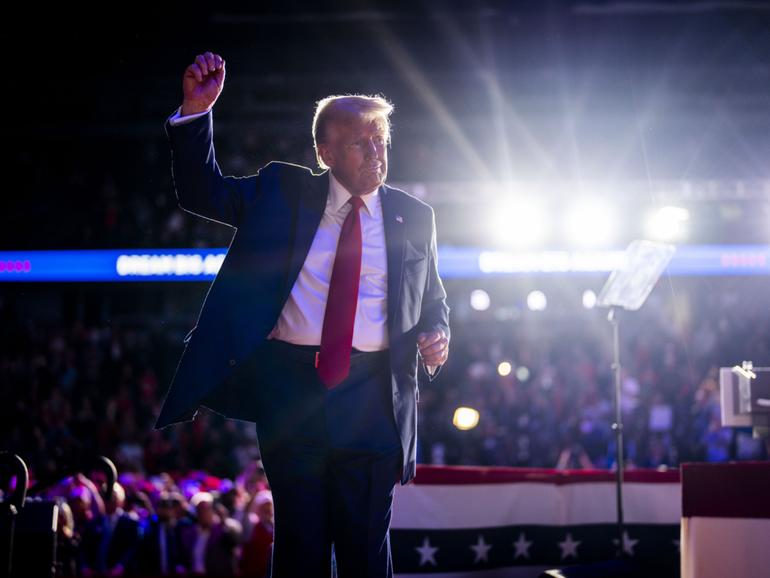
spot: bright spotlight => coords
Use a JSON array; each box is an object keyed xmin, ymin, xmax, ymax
[
  {"xmin": 470, "ymin": 289, "xmax": 491, "ymax": 311},
  {"xmin": 582, "ymin": 289, "xmax": 597, "ymax": 309},
  {"xmin": 515, "ymin": 366, "xmax": 530, "ymax": 381},
  {"xmin": 527, "ymin": 290, "xmax": 547, "ymax": 311},
  {"xmin": 491, "ymin": 198, "xmax": 548, "ymax": 248},
  {"xmin": 453, "ymin": 407, "xmax": 480, "ymax": 430},
  {"xmin": 497, "ymin": 361, "xmax": 513, "ymax": 376},
  {"xmin": 565, "ymin": 199, "xmax": 616, "ymax": 247},
  {"xmin": 646, "ymin": 205, "xmax": 689, "ymax": 241}
]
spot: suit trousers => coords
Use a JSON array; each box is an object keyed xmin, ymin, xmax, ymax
[{"xmin": 253, "ymin": 338, "xmax": 403, "ymax": 578}]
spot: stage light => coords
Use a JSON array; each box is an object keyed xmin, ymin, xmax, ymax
[
  {"xmin": 582, "ymin": 289, "xmax": 597, "ymax": 309},
  {"xmin": 565, "ymin": 199, "xmax": 616, "ymax": 247},
  {"xmin": 470, "ymin": 289, "xmax": 491, "ymax": 311},
  {"xmin": 527, "ymin": 290, "xmax": 547, "ymax": 311},
  {"xmin": 490, "ymin": 198, "xmax": 548, "ymax": 248},
  {"xmin": 516, "ymin": 366, "xmax": 530, "ymax": 381},
  {"xmin": 497, "ymin": 361, "xmax": 513, "ymax": 376},
  {"xmin": 453, "ymin": 407, "xmax": 480, "ymax": 430},
  {"xmin": 646, "ymin": 205, "xmax": 689, "ymax": 241}
]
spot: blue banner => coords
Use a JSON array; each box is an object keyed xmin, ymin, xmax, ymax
[{"xmin": 0, "ymin": 245, "xmax": 767, "ymax": 282}]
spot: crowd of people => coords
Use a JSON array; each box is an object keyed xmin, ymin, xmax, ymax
[
  {"xmin": 3, "ymin": 275, "xmax": 768, "ymax": 479},
  {"xmin": 10, "ymin": 466, "xmax": 275, "ymax": 577},
  {"xmin": 2, "ymin": 237, "xmax": 768, "ymax": 578},
  {"xmin": 415, "ymin": 281, "xmax": 769, "ymax": 469},
  {"xmin": 2, "ymin": 274, "xmax": 767, "ymax": 576},
  {"xmin": 2, "ymin": 183, "xmax": 768, "ymax": 575}
]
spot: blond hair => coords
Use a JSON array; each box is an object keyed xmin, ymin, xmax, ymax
[{"xmin": 312, "ymin": 94, "xmax": 394, "ymax": 170}]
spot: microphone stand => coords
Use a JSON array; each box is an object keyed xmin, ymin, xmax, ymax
[{"xmin": 608, "ymin": 307, "xmax": 626, "ymax": 559}]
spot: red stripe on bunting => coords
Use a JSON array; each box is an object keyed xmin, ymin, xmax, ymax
[{"xmin": 412, "ymin": 465, "xmax": 681, "ymax": 485}]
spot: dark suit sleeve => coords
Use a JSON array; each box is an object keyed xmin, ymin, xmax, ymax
[
  {"xmin": 163, "ymin": 108, "xmax": 260, "ymax": 228},
  {"xmin": 417, "ymin": 207, "xmax": 450, "ymax": 382}
]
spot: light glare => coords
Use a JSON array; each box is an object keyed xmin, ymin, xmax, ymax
[
  {"xmin": 491, "ymin": 199, "xmax": 548, "ymax": 248},
  {"xmin": 527, "ymin": 290, "xmax": 547, "ymax": 311},
  {"xmin": 565, "ymin": 200, "xmax": 616, "ymax": 247},
  {"xmin": 646, "ymin": 206, "xmax": 690, "ymax": 241},
  {"xmin": 516, "ymin": 366, "xmax": 530, "ymax": 381},
  {"xmin": 470, "ymin": 289, "xmax": 491, "ymax": 311},
  {"xmin": 453, "ymin": 407, "xmax": 480, "ymax": 430}
]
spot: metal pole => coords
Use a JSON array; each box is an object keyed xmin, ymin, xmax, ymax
[{"xmin": 608, "ymin": 308, "xmax": 625, "ymax": 559}]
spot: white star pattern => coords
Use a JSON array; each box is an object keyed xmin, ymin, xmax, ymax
[
  {"xmin": 469, "ymin": 535, "xmax": 492, "ymax": 563},
  {"xmin": 513, "ymin": 532, "xmax": 533, "ymax": 559},
  {"xmin": 612, "ymin": 531, "xmax": 639, "ymax": 556},
  {"xmin": 558, "ymin": 533, "xmax": 581, "ymax": 560},
  {"xmin": 415, "ymin": 537, "xmax": 439, "ymax": 567}
]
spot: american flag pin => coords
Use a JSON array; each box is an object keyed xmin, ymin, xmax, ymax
[{"xmin": 396, "ymin": 215, "xmax": 404, "ymax": 223}]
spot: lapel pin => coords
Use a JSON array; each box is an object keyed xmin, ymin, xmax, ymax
[{"xmin": 396, "ymin": 215, "xmax": 404, "ymax": 223}]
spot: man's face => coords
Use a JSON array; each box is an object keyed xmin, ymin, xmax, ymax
[{"xmin": 320, "ymin": 114, "xmax": 388, "ymax": 196}]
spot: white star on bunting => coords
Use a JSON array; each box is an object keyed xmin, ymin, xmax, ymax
[
  {"xmin": 469, "ymin": 535, "xmax": 492, "ymax": 563},
  {"xmin": 513, "ymin": 532, "xmax": 533, "ymax": 559},
  {"xmin": 612, "ymin": 531, "xmax": 639, "ymax": 557},
  {"xmin": 415, "ymin": 536, "xmax": 439, "ymax": 567},
  {"xmin": 558, "ymin": 533, "xmax": 581, "ymax": 560}
]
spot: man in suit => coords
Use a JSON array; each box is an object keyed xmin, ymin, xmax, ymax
[
  {"xmin": 136, "ymin": 491, "xmax": 187, "ymax": 575},
  {"xmin": 79, "ymin": 482, "xmax": 142, "ymax": 576},
  {"xmin": 154, "ymin": 51, "xmax": 450, "ymax": 577}
]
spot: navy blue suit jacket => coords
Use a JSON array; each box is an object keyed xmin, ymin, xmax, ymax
[{"xmin": 153, "ymin": 108, "xmax": 450, "ymax": 485}]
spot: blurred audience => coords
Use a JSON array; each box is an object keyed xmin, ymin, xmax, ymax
[
  {"xmin": 1, "ymin": 269, "xmax": 768, "ymax": 576},
  {"xmin": 79, "ymin": 482, "xmax": 142, "ymax": 576},
  {"xmin": 180, "ymin": 491, "xmax": 241, "ymax": 576},
  {"xmin": 239, "ymin": 490, "xmax": 274, "ymax": 578}
]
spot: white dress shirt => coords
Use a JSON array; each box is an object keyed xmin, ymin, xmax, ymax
[
  {"xmin": 167, "ymin": 107, "xmax": 390, "ymax": 351},
  {"xmin": 267, "ymin": 171, "xmax": 389, "ymax": 350}
]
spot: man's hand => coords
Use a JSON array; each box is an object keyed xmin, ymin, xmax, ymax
[
  {"xmin": 417, "ymin": 329, "xmax": 449, "ymax": 374},
  {"xmin": 181, "ymin": 51, "xmax": 226, "ymax": 116}
]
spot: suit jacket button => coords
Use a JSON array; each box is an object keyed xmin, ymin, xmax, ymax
[{"xmin": 229, "ymin": 359, "xmax": 236, "ymax": 366}]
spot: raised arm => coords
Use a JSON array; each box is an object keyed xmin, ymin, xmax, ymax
[{"xmin": 164, "ymin": 51, "xmax": 258, "ymax": 228}]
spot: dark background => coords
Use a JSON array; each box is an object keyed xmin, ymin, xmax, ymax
[{"xmin": 6, "ymin": 1, "xmax": 770, "ymax": 249}]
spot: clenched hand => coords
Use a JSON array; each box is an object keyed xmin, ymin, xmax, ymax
[
  {"xmin": 417, "ymin": 329, "xmax": 449, "ymax": 374},
  {"xmin": 181, "ymin": 51, "xmax": 226, "ymax": 116}
]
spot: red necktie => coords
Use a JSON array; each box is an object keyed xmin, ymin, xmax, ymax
[{"xmin": 317, "ymin": 196, "xmax": 365, "ymax": 388}]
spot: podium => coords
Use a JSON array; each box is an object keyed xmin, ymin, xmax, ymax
[{"xmin": 680, "ymin": 461, "xmax": 770, "ymax": 578}]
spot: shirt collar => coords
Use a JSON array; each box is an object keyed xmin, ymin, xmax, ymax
[{"xmin": 328, "ymin": 171, "xmax": 378, "ymax": 217}]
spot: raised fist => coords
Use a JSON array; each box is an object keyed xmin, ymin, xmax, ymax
[{"xmin": 181, "ymin": 51, "xmax": 226, "ymax": 116}]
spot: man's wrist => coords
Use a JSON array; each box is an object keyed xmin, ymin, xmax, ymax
[
  {"xmin": 181, "ymin": 103, "xmax": 208, "ymax": 116},
  {"xmin": 168, "ymin": 105, "xmax": 211, "ymax": 127}
]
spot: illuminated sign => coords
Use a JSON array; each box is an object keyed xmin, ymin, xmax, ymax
[{"xmin": 0, "ymin": 245, "xmax": 767, "ymax": 282}]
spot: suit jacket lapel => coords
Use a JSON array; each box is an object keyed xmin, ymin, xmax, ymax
[
  {"xmin": 381, "ymin": 184, "xmax": 406, "ymax": 335},
  {"xmin": 282, "ymin": 170, "xmax": 329, "ymax": 304}
]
